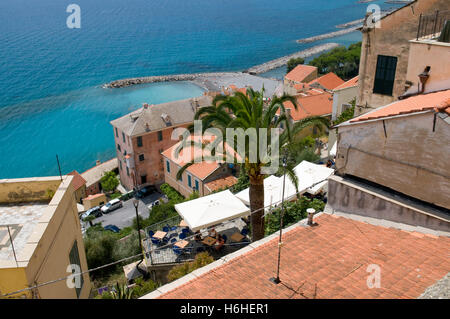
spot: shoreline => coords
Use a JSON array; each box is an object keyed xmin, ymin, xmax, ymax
[{"xmin": 104, "ymin": 43, "xmax": 340, "ymax": 89}]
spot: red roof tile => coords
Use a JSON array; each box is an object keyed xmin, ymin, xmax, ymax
[
  {"xmin": 157, "ymin": 214, "xmax": 450, "ymax": 299},
  {"xmin": 280, "ymin": 92, "xmax": 333, "ymax": 121},
  {"xmin": 285, "ymin": 64, "xmax": 318, "ymax": 83},
  {"xmin": 350, "ymin": 90, "xmax": 450, "ymax": 123},
  {"xmin": 161, "ymin": 135, "xmax": 238, "ymax": 180},
  {"xmin": 67, "ymin": 170, "xmax": 87, "ymax": 191},
  {"xmin": 308, "ymin": 72, "xmax": 345, "ymax": 90},
  {"xmin": 204, "ymin": 175, "xmax": 238, "ymax": 192},
  {"xmin": 334, "ymin": 75, "xmax": 359, "ymax": 91}
]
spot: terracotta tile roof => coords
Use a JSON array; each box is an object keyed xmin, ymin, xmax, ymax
[
  {"xmin": 67, "ymin": 170, "xmax": 87, "ymax": 191},
  {"xmin": 161, "ymin": 136, "xmax": 238, "ymax": 180},
  {"xmin": 334, "ymin": 75, "xmax": 359, "ymax": 91},
  {"xmin": 285, "ymin": 64, "xmax": 318, "ymax": 83},
  {"xmin": 157, "ymin": 214, "xmax": 450, "ymax": 299},
  {"xmin": 280, "ymin": 92, "xmax": 333, "ymax": 121},
  {"xmin": 350, "ymin": 90, "xmax": 450, "ymax": 123},
  {"xmin": 205, "ymin": 175, "xmax": 238, "ymax": 192},
  {"xmin": 308, "ymin": 72, "xmax": 345, "ymax": 90},
  {"xmin": 84, "ymin": 193, "xmax": 105, "ymax": 200}
]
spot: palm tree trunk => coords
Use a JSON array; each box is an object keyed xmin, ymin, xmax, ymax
[{"xmin": 249, "ymin": 175, "xmax": 265, "ymax": 242}]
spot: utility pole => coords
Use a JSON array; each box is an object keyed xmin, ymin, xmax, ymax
[{"xmin": 270, "ymin": 150, "xmax": 288, "ymax": 285}]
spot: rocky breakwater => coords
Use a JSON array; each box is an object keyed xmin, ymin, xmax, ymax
[{"xmin": 104, "ymin": 72, "xmax": 239, "ymax": 89}]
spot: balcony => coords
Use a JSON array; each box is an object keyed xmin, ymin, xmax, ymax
[{"xmin": 416, "ymin": 10, "xmax": 450, "ymax": 41}]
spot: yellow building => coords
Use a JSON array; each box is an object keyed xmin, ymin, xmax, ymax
[
  {"xmin": 82, "ymin": 193, "xmax": 107, "ymax": 210},
  {"xmin": 0, "ymin": 176, "xmax": 91, "ymax": 299}
]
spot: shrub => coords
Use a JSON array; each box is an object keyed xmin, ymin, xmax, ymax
[
  {"xmin": 100, "ymin": 171, "xmax": 119, "ymax": 193},
  {"xmin": 132, "ymin": 278, "xmax": 158, "ymax": 298},
  {"xmin": 265, "ymin": 197, "xmax": 325, "ymax": 235},
  {"xmin": 160, "ymin": 183, "xmax": 184, "ymax": 202},
  {"xmin": 167, "ymin": 252, "xmax": 214, "ymax": 282}
]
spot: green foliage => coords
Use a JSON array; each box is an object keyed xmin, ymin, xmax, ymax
[
  {"xmin": 110, "ymin": 282, "xmax": 133, "ymax": 299},
  {"xmin": 230, "ymin": 168, "xmax": 250, "ymax": 194},
  {"xmin": 167, "ymin": 252, "xmax": 214, "ymax": 282},
  {"xmin": 84, "ymin": 230, "xmax": 117, "ymax": 277},
  {"xmin": 84, "ymin": 228, "xmax": 143, "ymax": 279},
  {"xmin": 132, "ymin": 278, "xmax": 159, "ymax": 298},
  {"xmin": 286, "ymin": 57, "xmax": 305, "ymax": 73},
  {"xmin": 333, "ymin": 99, "xmax": 356, "ymax": 126},
  {"xmin": 100, "ymin": 171, "xmax": 119, "ymax": 193},
  {"xmin": 265, "ymin": 197, "xmax": 325, "ymax": 235},
  {"xmin": 109, "ymin": 191, "xmax": 122, "ymax": 200},
  {"xmin": 160, "ymin": 183, "xmax": 185, "ymax": 202},
  {"xmin": 309, "ymin": 42, "xmax": 361, "ymax": 80},
  {"xmin": 147, "ymin": 201, "xmax": 179, "ymax": 226},
  {"xmin": 284, "ymin": 136, "xmax": 320, "ymax": 168},
  {"xmin": 45, "ymin": 189, "xmax": 55, "ymax": 200}
]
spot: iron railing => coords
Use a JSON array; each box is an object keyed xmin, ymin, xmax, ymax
[{"xmin": 416, "ymin": 10, "xmax": 450, "ymax": 40}]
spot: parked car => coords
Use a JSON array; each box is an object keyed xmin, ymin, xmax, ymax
[
  {"xmin": 135, "ymin": 185, "xmax": 156, "ymax": 198},
  {"xmin": 81, "ymin": 206, "xmax": 102, "ymax": 219},
  {"xmin": 101, "ymin": 198, "xmax": 123, "ymax": 214},
  {"xmin": 147, "ymin": 199, "xmax": 160, "ymax": 210},
  {"xmin": 104, "ymin": 225, "xmax": 120, "ymax": 233}
]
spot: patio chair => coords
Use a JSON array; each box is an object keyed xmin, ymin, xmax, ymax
[
  {"xmin": 240, "ymin": 228, "xmax": 249, "ymax": 236},
  {"xmin": 222, "ymin": 234, "xmax": 227, "ymax": 243},
  {"xmin": 170, "ymin": 226, "xmax": 178, "ymax": 231},
  {"xmin": 151, "ymin": 238, "xmax": 160, "ymax": 245},
  {"xmin": 148, "ymin": 230, "xmax": 154, "ymax": 237},
  {"xmin": 179, "ymin": 233, "xmax": 187, "ymax": 240},
  {"xmin": 173, "ymin": 247, "xmax": 182, "ymax": 255},
  {"xmin": 162, "ymin": 226, "xmax": 169, "ymax": 232},
  {"xmin": 170, "ymin": 238, "xmax": 177, "ymax": 243},
  {"xmin": 169, "ymin": 232, "xmax": 178, "ymax": 239}
]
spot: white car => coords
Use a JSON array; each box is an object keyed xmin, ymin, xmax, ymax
[{"xmin": 101, "ymin": 198, "xmax": 123, "ymax": 214}]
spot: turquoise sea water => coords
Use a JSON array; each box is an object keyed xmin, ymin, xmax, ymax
[{"xmin": 0, "ymin": 0, "xmax": 400, "ymax": 178}]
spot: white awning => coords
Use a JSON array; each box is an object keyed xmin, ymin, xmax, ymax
[
  {"xmin": 174, "ymin": 190, "xmax": 250, "ymax": 232},
  {"xmin": 235, "ymin": 161, "xmax": 334, "ymax": 210}
]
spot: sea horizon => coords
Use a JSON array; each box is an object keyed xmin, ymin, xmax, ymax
[{"xmin": 0, "ymin": 0, "xmax": 402, "ymax": 179}]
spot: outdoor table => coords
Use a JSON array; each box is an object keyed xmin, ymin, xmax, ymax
[
  {"xmin": 231, "ymin": 232, "xmax": 245, "ymax": 243},
  {"xmin": 152, "ymin": 230, "xmax": 167, "ymax": 240},
  {"xmin": 174, "ymin": 240, "xmax": 189, "ymax": 249},
  {"xmin": 202, "ymin": 236, "xmax": 217, "ymax": 246}
]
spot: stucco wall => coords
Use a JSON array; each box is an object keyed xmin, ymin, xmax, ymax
[
  {"xmin": 327, "ymin": 175, "xmax": 449, "ymax": 233},
  {"xmin": 24, "ymin": 176, "xmax": 91, "ymax": 299},
  {"xmin": 405, "ymin": 40, "xmax": 450, "ymax": 95},
  {"xmin": 336, "ymin": 112, "xmax": 450, "ymax": 209},
  {"xmin": 332, "ymin": 86, "xmax": 358, "ymax": 121},
  {"xmin": 356, "ymin": 0, "xmax": 448, "ymax": 115}
]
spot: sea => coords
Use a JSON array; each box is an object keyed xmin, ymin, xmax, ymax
[{"xmin": 0, "ymin": 0, "xmax": 401, "ymax": 178}]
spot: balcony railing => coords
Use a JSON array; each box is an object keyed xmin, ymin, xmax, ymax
[{"xmin": 416, "ymin": 10, "xmax": 450, "ymax": 40}]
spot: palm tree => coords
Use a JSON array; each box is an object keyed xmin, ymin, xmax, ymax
[{"xmin": 176, "ymin": 88, "xmax": 329, "ymax": 241}]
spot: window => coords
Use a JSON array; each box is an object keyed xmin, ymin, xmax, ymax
[
  {"xmin": 158, "ymin": 131, "xmax": 163, "ymax": 141},
  {"xmin": 137, "ymin": 136, "xmax": 143, "ymax": 147},
  {"xmin": 166, "ymin": 160, "xmax": 170, "ymax": 173},
  {"xmin": 139, "ymin": 154, "xmax": 145, "ymax": 161},
  {"xmin": 188, "ymin": 174, "xmax": 192, "ymax": 188},
  {"xmin": 141, "ymin": 175, "xmax": 147, "ymax": 184},
  {"xmin": 119, "ymin": 160, "xmax": 122, "ymax": 171},
  {"xmin": 69, "ymin": 241, "xmax": 84, "ymax": 298},
  {"xmin": 341, "ymin": 103, "xmax": 351, "ymax": 112},
  {"xmin": 115, "ymin": 127, "xmax": 118, "ymax": 138},
  {"xmin": 126, "ymin": 166, "xmax": 130, "ymax": 176},
  {"xmin": 373, "ymin": 55, "xmax": 397, "ymax": 96},
  {"xmin": 117, "ymin": 144, "xmax": 121, "ymax": 152},
  {"xmin": 122, "ymin": 132, "xmax": 126, "ymax": 143},
  {"xmin": 178, "ymin": 170, "xmax": 182, "ymax": 181},
  {"xmin": 195, "ymin": 179, "xmax": 199, "ymax": 191}
]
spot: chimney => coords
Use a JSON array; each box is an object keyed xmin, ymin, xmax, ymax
[
  {"xmin": 306, "ymin": 208, "xmax": 316, "ymax": 226},
  {"xmin": 418, "ymin": 66, "xmax": 430, "ymax": 94}
]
